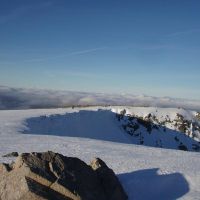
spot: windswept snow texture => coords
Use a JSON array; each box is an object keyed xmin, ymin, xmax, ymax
[
  {"xmin": 1, "ymin": 85, "xmax": 200, "ymax": 110},
  {"xmin": 0, "ymin": 107, "xmax": 200, "ymax": 199}
]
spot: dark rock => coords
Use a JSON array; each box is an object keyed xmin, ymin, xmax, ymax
[
  {"xmin": 137, "ymin": 118, "xmax": 152, "ymax": 133},
  {"xmin": 0, "ymin": 151, "xmax": 127, "ymax": 200},
  {"xmin": 178, "ymin": 144, "xmax": 188, "ymax": 151},
  {"xmin": 174, "ymin": 136, "xmax": 179, "ymax": 142},
  {"xmin": 2, "ymin": 152, "xmax": 19, "ymax": 157},
  {"xmin": 90, "ymin": 158, "xmax": 128, "ymax": 200},
  {"xmin": 192, "ymin": 144, "xmax": 200, "ymax": 151}
]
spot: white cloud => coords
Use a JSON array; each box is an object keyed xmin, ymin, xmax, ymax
[{"xmin": 0, "ymin": 86, "xmax": 200, "ymax": 111}]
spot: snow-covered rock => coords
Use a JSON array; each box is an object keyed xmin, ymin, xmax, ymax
[{"xmin": 114, "ymin": 107, "xmax": 200, "ymax": 151}]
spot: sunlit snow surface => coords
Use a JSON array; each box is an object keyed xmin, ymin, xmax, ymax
[{"xmin": 0, "ymin": 107, "xmax": 200, "ymax": 200}]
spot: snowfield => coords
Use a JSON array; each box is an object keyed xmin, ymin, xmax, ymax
[{"xmin": 0, "ymin": 107, "xmax": 200, "ymax": 200}]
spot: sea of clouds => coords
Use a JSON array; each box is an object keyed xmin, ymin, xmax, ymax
[{"xmin": 0, "ymin": 86, "xmax": 200, "ymax": 110}]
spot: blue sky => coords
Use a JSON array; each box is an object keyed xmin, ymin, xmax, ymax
[{"xmin": 0, "ymin": 0, "xmax": 200, "ymax": 99}]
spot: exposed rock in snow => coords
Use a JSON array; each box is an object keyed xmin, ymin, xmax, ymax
[
  {"xmin": 2, "ymin": 152, "xmax": 19, "ymax": 158},
  {"xmin": 0, "ymin": 151, "xmax": 127, "ymax": 200}
]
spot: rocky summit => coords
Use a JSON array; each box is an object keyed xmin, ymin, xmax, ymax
[{"xmin": 0, "ymin": 151, "xmax": 127, "ymax": 200}]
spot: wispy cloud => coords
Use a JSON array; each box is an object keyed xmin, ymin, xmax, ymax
[
  {"xmin": 140, "ymin": 44, "xmax": 174, "ymax": 50},
  {"xmin": 46, "ymin": 71, "xmax": 97, "ymax": 79},
  {"xmin": 67, "ymin": 48, "xmax": 106, "ymax": 56},
  {"xmin": 23, "ymin": 47, "xmax": 107, "ymax": 63},
  {"xmin": 166, "ymin": 28, "xmax": 200, "ymax": 37},
  {"xmin": 0, "ymin": 1, "xmax": 53, "ymax": 25},
  {"xmin": 0, "ymin": 47, "xmax": 107, "ymax": 65},
  {"xmin": 44, "ymin": 69, "xmax": 112, "ymax": 79}
]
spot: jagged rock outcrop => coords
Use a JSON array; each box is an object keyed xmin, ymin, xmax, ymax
[
  {"xmin": 116, "ymin": 110, "xmax": 200, "ymax": 151},
  {"xmin": 0, "ymin": 151, "xmax": 127, "ymax": 200}
]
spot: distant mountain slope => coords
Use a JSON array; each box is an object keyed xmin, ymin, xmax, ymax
[{"xmin": 1, "ymin": 86, "xmax": 200, "ymax": 110}]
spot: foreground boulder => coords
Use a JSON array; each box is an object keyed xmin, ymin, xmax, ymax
[
  {"xmin": 0, "ymin": 151, "xmax": 127, "ymax": 200},
  {"xmin": 90, "ymin": 158, "xmax": 128, "ymax": 200}
]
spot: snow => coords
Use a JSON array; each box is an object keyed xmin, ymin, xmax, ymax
[
  {"xmin": 112, "ymin": 106, "xmax": 197, "ymax": 121},
  {"xmin": 0, "ymin": 107, "xmax": 200, "ymax": 199},
  {"xmin": 23, "ymin": 109, "xmax": 132, "ymax": 143}
]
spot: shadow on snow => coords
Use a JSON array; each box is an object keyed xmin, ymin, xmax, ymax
[
  {"xmin": 22, "ymin": 109, "xmax": 199, "ymax": 151},
  {"xmin": 118, "ymin": 168, "xmax": 189, "ymax": 200},
  {"xmin": 22, "ymin": 109, "xmax": 133, "ymax": 144}
]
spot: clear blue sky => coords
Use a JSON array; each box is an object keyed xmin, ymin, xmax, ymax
[{"xmin": 0, "ymin": 0, "xmax": 200, "ymax": 99}]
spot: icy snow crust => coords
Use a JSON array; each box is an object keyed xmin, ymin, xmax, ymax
[{"xmin": 0, "ymin": 106, "xmax": 200, "ymax": 199}]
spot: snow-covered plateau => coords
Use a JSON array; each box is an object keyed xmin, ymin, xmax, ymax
[{"xmin": 0, "ymin": 106, "xmax": 200, "ymax": 200}]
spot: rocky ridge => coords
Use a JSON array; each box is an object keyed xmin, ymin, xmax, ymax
[{"xmin": 116, "ymin": 109, "xmax": 200, "ymax": 152}]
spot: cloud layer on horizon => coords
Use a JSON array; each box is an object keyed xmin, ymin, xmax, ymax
[{"xmin": 0, "ymin": 86, "xmax": 200, "ymax": 111}]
